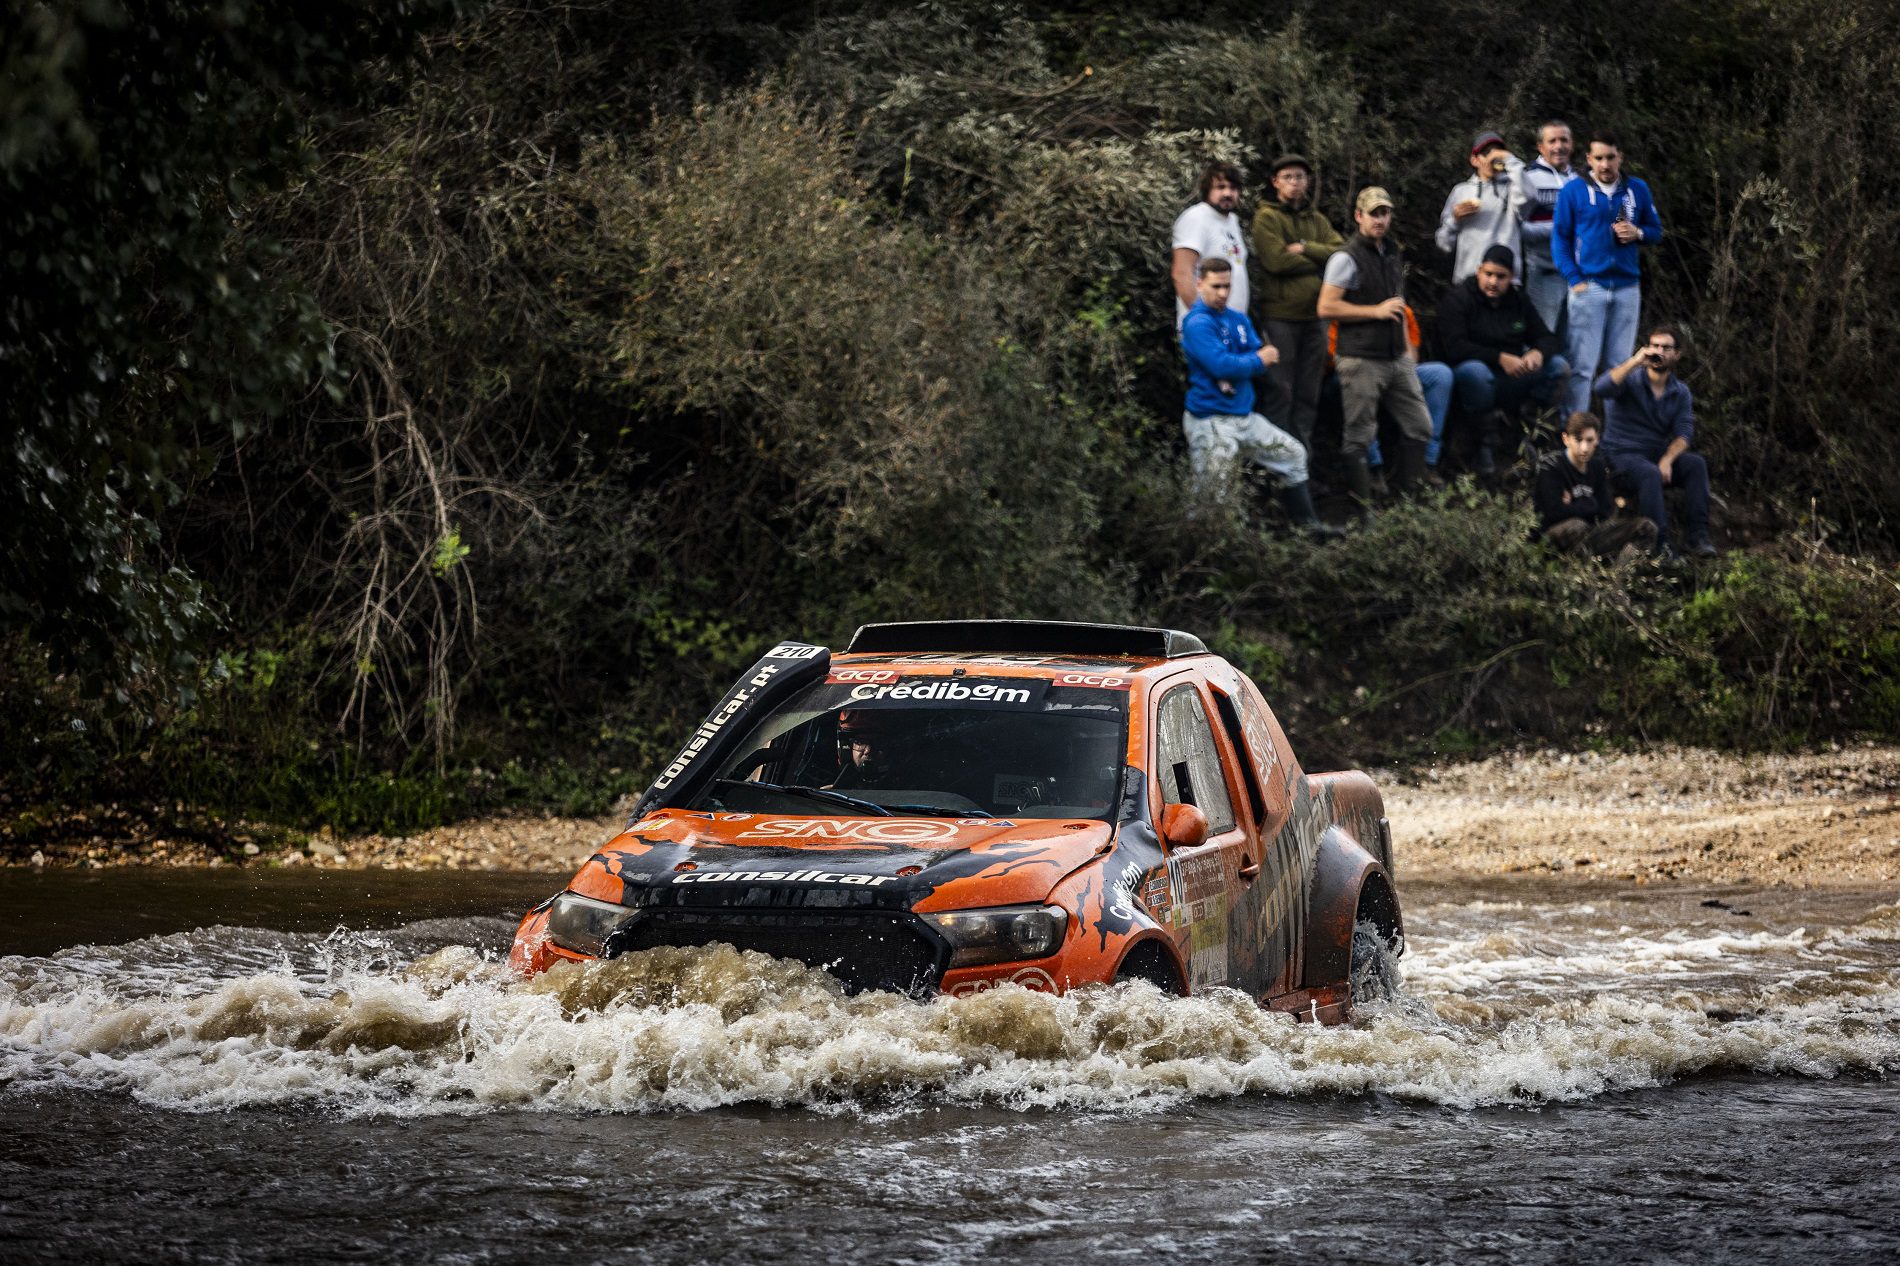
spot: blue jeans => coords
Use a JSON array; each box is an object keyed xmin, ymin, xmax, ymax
[
  {"xmin": 1564, "ymin": 281, "xmax": 1642, "ymax": 413},
  {"xmin": 1452, "ymin": 355, "xmax": 1570, "ymax": 417},
  {"xmin": 1414, "ymin": 361, "xmax": 1452, "ymax": 465},
  {"xmin": 1607, "ymin": 449, "xmax": 1710, "ymax": 551}
]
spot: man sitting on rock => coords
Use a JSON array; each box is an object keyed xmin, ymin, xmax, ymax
[
  {"xmin": 1596, "ymin": 323, "xmax": 1715, "ymax": 559},
  {"xmin": 1436, "ymin": 244, "xmax": 1569, "ymax": 473},
  {"xmin": 1534, "ymin": 411, "xmax": 1657, "ymax": 559}
]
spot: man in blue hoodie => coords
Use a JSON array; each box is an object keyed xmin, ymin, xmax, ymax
[
  {"xmin": 1553, "ymin": 131, "xmax": 1664, "ymax": 413},
  {"xmin": 1181, "ymin": 258, "xmax": 1341, "ymax": 538}
]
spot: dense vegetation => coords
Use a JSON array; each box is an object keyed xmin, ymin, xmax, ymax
[{"xmin": 5, "ymin": 0, "xmax": 1898, "ymax": 841}]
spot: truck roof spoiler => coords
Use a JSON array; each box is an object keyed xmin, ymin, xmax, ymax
[{"xmin": 845, "ymin": 620, "xmax": 1208, "ymax": 659}]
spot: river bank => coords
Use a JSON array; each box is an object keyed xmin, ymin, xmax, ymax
[{"xmin": 7, "ymin": 745, "xmax": 1897, "ymax": 886}]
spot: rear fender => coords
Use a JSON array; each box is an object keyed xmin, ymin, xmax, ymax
[{"xmin": 1300, "ymin": 825, "xmax": 1404, "ymax": 992}]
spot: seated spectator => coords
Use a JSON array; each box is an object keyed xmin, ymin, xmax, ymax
[
  {"xmin": 1596, "ymin": 323, "xmax": 1714, "ymax": 559},
  {"xmin": 1438, "ymin": 245, "xmax": 1570, "ymax": 472},
  {"xmin": 1180, "ymin": 258, "xmax": 1343, "ymax": 539},
  {"xmin": 1534, "ymin": 411, "xmax": 1658, "ymax": 559},
  {"xmin": 1435, "ymin": 130, "xmax": 1528, "ymax": 284}
]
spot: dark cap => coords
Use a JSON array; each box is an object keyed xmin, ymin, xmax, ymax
[
  {"xmin": 1269, "ymin": 153, "xmax": 1313, "ymax": 176},
  {"xmin": 1470, "ymin": 129, "xmax": 1506, "ymax": 155},
  {"xmin": 1481, "ymin": 244, "xmax": 1517, "ymax": 273}
]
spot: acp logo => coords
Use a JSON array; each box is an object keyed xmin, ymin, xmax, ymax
[
  {"xmin": 830, "ymin": 668, "xmax": 898, "ymax": 684},
  {"xmin": 1057, "ymin": 673, "xmax": 1130, "ymax": 689}
]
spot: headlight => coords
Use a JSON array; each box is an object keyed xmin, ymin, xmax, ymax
[
  {"xmin": 926, "ymin": 905, "xmax": 1069, "ymax": 968},
  {"xmin": 546, "ymin": 892, "xmax": 636, "ymax": 958}
]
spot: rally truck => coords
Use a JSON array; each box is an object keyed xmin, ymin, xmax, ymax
[{"xmin": 510, "ymin": 621, "xmax": 1402, "ymax": 1021}]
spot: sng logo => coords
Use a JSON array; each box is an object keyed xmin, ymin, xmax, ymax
[
  {"xmin": 1057, "ymin": 673, "xmax": 1129, "ymax": 688},
  {"xmin": 736, "ymin": 818, "xmax": 962, "ymax": 844},
  {"xmin": 768, "ymin": 643, "xmax": 826, "ymax": 660}
]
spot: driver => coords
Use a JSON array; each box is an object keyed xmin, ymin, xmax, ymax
[{"xmin": 832, "ymin": 709, "xmax": 918, "ymax": 789}]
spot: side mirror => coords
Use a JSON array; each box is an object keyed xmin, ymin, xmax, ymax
[{"xmin": 1160, "ymin": 802, "xmax": 1209, "ymax": 850}]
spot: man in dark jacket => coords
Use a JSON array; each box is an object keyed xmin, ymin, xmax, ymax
[
  {"xmin": 1251, "ymin": 153, "xmax": 1344, "ymax": 452},
  {"xmin": 1534, "ymin": 411, "xmax": 1657, "ymax": 558},
  {"xmin": 1439, "ymin": 244, "xmax": 1570, "ymax": 469},
  {"xmin": 1596, "ymin": 323, "xmax": 1713, "ymax": 558},
  {"xmin": 1316, "ymin": 186, "xmax": 1436, "ymax": 515}
]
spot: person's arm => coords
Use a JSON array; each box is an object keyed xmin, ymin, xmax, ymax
[
  {"xmin": 1531, "ymin": 460, "xmax": 1571, "ymax": 527},
  {"xmin": 1658, "ymin": 387, "xmax": 1694, "ymax": 481},
  {"xmin": 1433, "ymin": 186, "xmax": 1464, "ymax": 255},
  {"xmin": 1306, "ymin": 215, "xmax": 1344, "ymax": 263},
  {"xmin": 1552, "ymin": 185, "xmax": 1585, "ymax": 289},
  {"xmin": 1633, "ymin": 179, "xmax": 1664, "ymax": 246},
  {"xmin": 1252, "ymin": 209, "xmax": 1315, "ymax": 277},
  {"xmin": 1317, "ymin": 283, "xmax": 1404, "ymax": 323},
  {"xmin": 1170, "ymin": 247, "xmax": 1201, "ymax": 310},
  {"xmin": 1502, "ymin": 154, "xmax": 1530, "ymax": 218},
  {"xmin": 1596, "ymin": 348, "xmax": 1648, "ymax": 398},
  {"xmin": 1181, "ymin": 313, "xmax": 1268, "ymax": 380}
]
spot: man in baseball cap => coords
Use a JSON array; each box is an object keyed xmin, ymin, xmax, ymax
[
  {"xmin": 1249, "ymin": 152, "xmax": 1345, "ymax": 457},
  {"xmin": 1434, "ymin": 128, "xmax": 1528, "ymax": 284}
]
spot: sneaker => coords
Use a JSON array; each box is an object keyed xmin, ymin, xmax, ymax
[{"xmin": 1687, "ymin": 535, "xmax": 1718, "ymax": 558}]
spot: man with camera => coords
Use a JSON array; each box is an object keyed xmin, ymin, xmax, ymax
[
  {"xmin": 1595, "ymin": 324, "xmax": 1714, "ymax": 559},
  {"xmin": 1435, "ymin": 129, "xmax": 1528, "ymax": 285},
  {"xmin": 1554, "ymin": 131, "xmax": 1664, "ymax": 413}
]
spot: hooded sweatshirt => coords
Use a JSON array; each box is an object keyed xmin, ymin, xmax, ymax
[
  {"xmin": 1434, "ymin": 154, "xmax": 1528, "ymax": 283},
  {"xmin": 1552, "ymin": 175, "xmax": 1663, "ymax": 289},
  {"xmin": 1250, "ymin": 199, "xmax": 1345, "ymax": 321},
  {"xmin": 1520, "ymin": 158, "xmax": 1577, "ymax": 270},
  {"xmin": 1180, "ymin": 300, "xmax": 1266, "ymax": 417}
]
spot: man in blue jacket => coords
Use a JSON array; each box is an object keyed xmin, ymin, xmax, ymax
[
  {"xmin": 1553, "ymin": 131, "xmax": 1664, "ymax": 413},
  {"xmin": 1596, "ymin": 323, "xmax": 1714, "ymax": 559},
  {"xmin": 1181, "ymin": 258, "xmax": 1341, "ymax": 538}
]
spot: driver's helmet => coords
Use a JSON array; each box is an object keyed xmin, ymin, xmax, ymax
[{"xmin": 836, "ymin": 708, "xmax": 908, "ymax": 781}]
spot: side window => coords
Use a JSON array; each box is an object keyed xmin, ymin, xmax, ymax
[{"xmin": 1155, "ymin": 685, "xmax": 1236, "ymax": 835}]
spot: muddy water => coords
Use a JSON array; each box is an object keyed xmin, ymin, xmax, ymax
[{"xmin": 2, "ymin": 872, "xmax": 1896, "ymax": 1264}]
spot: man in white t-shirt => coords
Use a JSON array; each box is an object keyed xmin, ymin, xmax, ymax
[{"xmin": 1171, "ymin": 160, "xmax": 1250, "ymax": 327}]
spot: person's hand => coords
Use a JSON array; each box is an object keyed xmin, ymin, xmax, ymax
[
  {"xmin": 1498, "ymin": 351, "xmax": 1525, "ymax": 378},
  {"xmin": 1286, "ymin": 242, "xmax": 1305, "ymax": 255},
  {"xmin": 1562, "ymin": 490, "xmax": 1573, "ymax": 504},
  {"xmin": 1453, "ymin": 199, "xmax": 1481, "ymax": 221},
  {"xmin": 1374, "ymin": 296, "xmax": 1406, "ymax": 321},
  {"xmin": 1613, "ymin": 220, "xmax": 1642, "ymax": 244},
  {"xmin": 1522, "ymin": 348, "xmax": 1544, "ymax": 375},
  {"xmin": 1658, "ymin": 456, "xmax": 1675, "ymax": 485},
  {"xmin": 1257, "ymin": 345, "xmax": 1281, "ymax": 367},
  {"xmin": 1571, "ymin": 282, "xmax": 1588, "ymax": 294}
]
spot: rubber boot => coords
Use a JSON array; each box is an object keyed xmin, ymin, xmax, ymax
[
  {"xmin": 1393, "ymin": 437, "xmax": 1429, "ymax": 497},
  {"xmin": 1279, "ymin": 482, "xmax": 1345, "ymax": 540},
  {"xmin": 1342, "ymin": 453, "xmax": 1377, "ymax": 522}
]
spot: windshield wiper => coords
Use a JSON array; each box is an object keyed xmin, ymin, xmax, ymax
[{"xmin": 711, "ymin": 778, "xmax": 894, "ymax": 817}]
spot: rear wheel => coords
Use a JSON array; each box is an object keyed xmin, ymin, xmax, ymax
[{"xmin": 1349, "ymin": 919, "xmax": 1401, "ymax": 1005}]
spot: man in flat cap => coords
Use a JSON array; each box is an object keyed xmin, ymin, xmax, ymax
[
  {"xmin": 1249, "ymin": 153, "xmax": 1344, "ymax": 455},
  {"xmin": 1435, "ymin": 129, "xmax": 1529, "ymax": 285},
  {"xmin": 1317, "ymin": 186, "xmax": 1437, "ymax": 514}
]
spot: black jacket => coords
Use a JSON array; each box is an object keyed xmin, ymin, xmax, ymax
[
  {"xmin": 1533, "ymin": 449, "xmax": 1611, "ymax": 528},
  {"xmin": 1436, "ymin": 276, "xmax": 1562, "ymax": 371}
]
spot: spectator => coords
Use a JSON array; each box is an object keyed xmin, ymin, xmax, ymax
[
  {"xmin": 1596, "ymin": 323, "xmax": 1714, "ymax": 558},
  {"xmin": 1251, "ymin": 153, "xmax": 1343, "ymax": 452},
  {"xmin": 1554, "ymin": 131, "xmax": 1664, "ymax": 413},
  {"xmin": 1317, "ymin": 186, "xmax": 1436, "ymax": 514},
  {"xmin": 1438, "ymin": 244, "xmax": 1570, "ymax": 473},
  {"xmin": 1172, "ymin": 160, "xmax": 1250, "ymax": 328},
  {"xmin": 1434, "ymin": 129, "xmax": 1528, "ymax": 284},
  {"xmin": 1534, "ymin": 411, "xmax": 1658, "ymax": 559},
  {"xmin": 1520, "ymin": 120, "xmax": 1579, "ymax": 333},
  {"xmin": 1180, "ymin": 258, "xmax": 1342, "ymax": 539}
]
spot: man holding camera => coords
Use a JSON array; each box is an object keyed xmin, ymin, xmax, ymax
[
  {"xmin": 1554, "ymin": 131, "xmax": 1664, "ymax": 413},
  {"xmin": 1595, "ymin": 324, "xmax": 1714, "ymax": 559},
  {"xmin": 1435, "ymin": 129, "xmax": 1528, "ymax": 285}
]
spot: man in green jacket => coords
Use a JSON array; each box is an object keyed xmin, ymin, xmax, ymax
[{"xmin": 1250, "ymin": 153, "xmax": 1345, "ymax": 452}]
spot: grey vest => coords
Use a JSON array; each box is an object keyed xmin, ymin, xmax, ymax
[{"xmin": 1336, "ymin": 234, "xmax": 1405, "ymax": 360}]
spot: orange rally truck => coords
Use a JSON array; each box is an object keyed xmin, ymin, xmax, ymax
[{"xmin": 510, "ymin": 620, "xmax": 1402, "ymax": 1022}]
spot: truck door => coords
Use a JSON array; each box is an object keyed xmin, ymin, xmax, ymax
[{"xmin": 1152, "ymin": 680, "xmax": 1255, "ymax": 994}]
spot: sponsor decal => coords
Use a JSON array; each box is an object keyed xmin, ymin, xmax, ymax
[
  {"xmin": 1168, "ymin": 848, "xmax": 1231, "ymax": 990},
  {"xmin": 735, "ymin": 817, "xmax": 963, "ymax": 844},
  {"xmin": 830, "ymin": 668, "xmax": 898, "ymax": 684},
  {"xmin": 1107, "ymin": 863, "xmax": 1142, "ymax": 922},
  {"xmin": 946, "ymin": 966, "xmax": 1059, "ymax": 997},
  {"xmin": 846, "ymin": 680, "xmax": 1039, "ymax": 705},
  {"xmin": 1057, "ymin": 673, "xmax": 1131, "ymax": 689},
  {"xmin": 767, "ymin": 643, "xmax": 826, "ymax": 660},
  {"xmin": 671, "ymin": 868, "xmax": 895, "ymax": 887},
  {"xmin": 1140, "ymin": 871, "xmax": 1173, "ymax": 922},
  {"xmin": 651, "ymin": 662, "xmax": 782, "ymax": 791}
]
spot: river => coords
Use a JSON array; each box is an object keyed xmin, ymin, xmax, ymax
[{"xmin": 2, "ymin": 869, "xmax": 1895, "ymax": 1263}]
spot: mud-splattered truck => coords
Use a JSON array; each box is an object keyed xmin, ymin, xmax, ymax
[{"xmin": 512, "ymin": 620, "xmax": 1402, "ymax": 1021}]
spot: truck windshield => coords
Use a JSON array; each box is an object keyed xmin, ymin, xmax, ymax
[{"xmin": 685, "ymin": 677, "xmax": 1128, "ymax": 820}]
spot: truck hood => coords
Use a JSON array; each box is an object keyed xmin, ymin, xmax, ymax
[{"xmin": 567, "ymin": 810, "xmax": 1115, "ymax": 912}]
